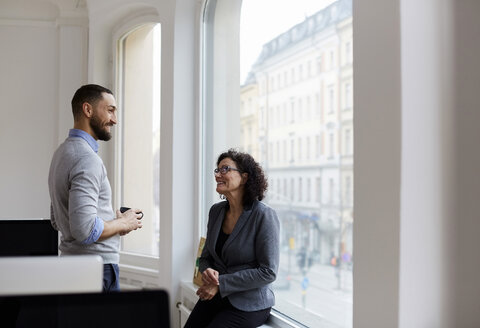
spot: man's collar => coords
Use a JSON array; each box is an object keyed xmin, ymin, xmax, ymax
[{"xmin": 69, "ymin": 129, "xmax": 99, "ymax": 153}]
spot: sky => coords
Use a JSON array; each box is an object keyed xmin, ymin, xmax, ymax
[{"xmin": 239, "ymin": 0, "xmax": 336, "ymax": 82}]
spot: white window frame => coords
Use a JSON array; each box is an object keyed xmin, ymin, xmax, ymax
[
  {"xmin": 113, "ymin": 14, "xmax": 162, "ymax": 272},
  {"xmin": 199, "ymin": 1, "xmax": 356, "ymax": 326}
]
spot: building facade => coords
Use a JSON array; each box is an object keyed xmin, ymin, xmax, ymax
[{"xmin": 240, "ymin": 0, "xmax": 353, "ymax": 267}]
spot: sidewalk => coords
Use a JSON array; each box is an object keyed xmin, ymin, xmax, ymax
[{"xmin": 272, "ymin": 253, "xmax": 353, "ymax": 327}]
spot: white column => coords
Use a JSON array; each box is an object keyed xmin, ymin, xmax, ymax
[
  {"xmin": 398, "ymin": 0, "xmax": 455, "ymax": 327},
  {"xmin": 353, "ymin": 0, "xmax": 401, "ymax": 326}
]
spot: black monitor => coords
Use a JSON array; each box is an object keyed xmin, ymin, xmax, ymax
[
  {"xmin": 0, "ymin": 289, "xmax": 170, "ymax": 328},
  {"xmin": 0, "ymin": 219, "xmax": 58, "ymax": 256}
]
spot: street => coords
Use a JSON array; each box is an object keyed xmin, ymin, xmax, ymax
[{"xmin": 272, "ymin": 253, "xmax": 353, "ymax": 328}]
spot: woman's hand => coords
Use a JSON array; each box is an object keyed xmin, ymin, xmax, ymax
[
  {"xmin": 196, "ymin": 284, "xmax": 219, "ymax": 301},
  {"xmin": 202, "ymin": 268, "xmax": 219, "ymax": 286}
]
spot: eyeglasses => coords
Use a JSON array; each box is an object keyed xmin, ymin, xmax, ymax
[{"xmin": 214, "ymin": 165, "xmax": 241, "ymax": 175}]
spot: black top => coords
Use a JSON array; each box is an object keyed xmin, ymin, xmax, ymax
[{"xmin": 216, "ymin": 228, "xmax": 230, "ymax": 258}]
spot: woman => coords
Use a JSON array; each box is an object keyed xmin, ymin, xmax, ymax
[{"xmin": 184, "ymin": 149, "xmax": 280, "ymax": 328}]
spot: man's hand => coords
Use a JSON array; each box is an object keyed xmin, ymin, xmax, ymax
[
  {"xmin": 99, "ymin": 208, "xmax": 143, "ymax": 240},
  {"xmin": 115, "ymin": 208, "xmax": 143, "ymax": 235}
]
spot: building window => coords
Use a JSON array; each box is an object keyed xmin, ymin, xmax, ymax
[
  {"xmin": 306, "ymin": 136, "xmax": 311, "ymax": 160},
  {"xmin": 316, "ymin": 134, "xmax": 321, "ymax": 158},
  {"xmin": 306, "ymin": 96, "xmax": 311, "ymax": 120},
  {"xmin": 329, "ymin": 178, "xmax": 334, "ymax": 204},
  {"xmin": 328, "ymin": 86, "xmax": 335, "ymax": 113},
  {"xmin": 290, "ymin": 139, "xmax": 295, "ymax": 162},
  {"xmin": 316, "ymin": 177, "xmax": 322, "ymax": 203},
  {"xmin": 290, "ymin": 178, "xmax": 295, "ymax": 201},
  {"xmin": 306, "ymin": 178, "xmax": 311, "ymax": 202},
  {"xmin": 330, "ymin": 49, "xmax": 335, "ymax": 69},
  {"xmin": 345, "ymin": 176, "xmax": 352, "ymax": 206},
  {"xmin": 317, "ymin": 55, "xmax": 322, "ymax": 74},
  {"xmin": 345, "ymin": 128, "xmax": 352, "ymax": 155},
  {"xmin": 298, "ymin": 177, "xmax": 303, "ymax": 202},
  {"xmin": 290, "ymin": 99, "xmax": 295, "ymax": 123},
  {"xmin": 329, "ymin": 132, "xmax": 335, "ymax": 158},
  {"xmin": 298, "ymin": 137, "xmax": 302, "ymax": 159},
  {"xmin": 298, "ymin": 98, "xmax": 303, "ymax": 121},
  {"xmin": 345, "ymin": 41, "xmax": 352, "ymax": 63},
  {"xmin": 345, "ymin": 82, "xmax": 352, "ymax": 109}
]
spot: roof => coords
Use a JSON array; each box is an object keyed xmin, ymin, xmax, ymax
[{"xmin": 243, "ymin": 0, "xmax": 352, "ymax": 85}]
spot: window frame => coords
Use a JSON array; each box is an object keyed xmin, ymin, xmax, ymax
[
  {"xmin": 113, "ymin": 15, "xmax": 162, "ymax": 272},
  {"xmin": 199, "ymin": 1, "xmax": 353, "ymax": 326}
]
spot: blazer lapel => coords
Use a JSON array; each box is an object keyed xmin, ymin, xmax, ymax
[{"xmin": 209, "ymin": 204, "xmax": 227, "ymax": 268}]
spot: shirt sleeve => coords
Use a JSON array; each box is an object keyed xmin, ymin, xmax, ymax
[
  {"xmin": 81, "ymin": 217, "xmax": 105, "ymax": 244},
  {"xmin": 50, "ymin": 203, "xmax": 59, "ymax": 231},
  {"xmin": 68, "ymin": 155, "xmax": 104, "ymax": 242}
]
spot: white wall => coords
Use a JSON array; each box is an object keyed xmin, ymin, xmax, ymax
[
  {"xmin": 0, "ymin": 0, "xmax": 87, "ymax": 219},
  {"xmin": 449, "ymin": 2, "xmax": 480, "ymax": 326},
  {"xmin": 399, "ymin": 0, "xmax": 454, "ymax": 326},
  {"xmin": 353, "ymin": 0, "xmax": 401, "ymax": 326},
  {"xmin": 354, "ymin": 0, "xmax": 480, "ymax": 327}
]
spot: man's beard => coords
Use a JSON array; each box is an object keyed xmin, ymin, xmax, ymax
[{"xmin": 90, "ymin": 114, "xmax": 112, "ymax": 141}]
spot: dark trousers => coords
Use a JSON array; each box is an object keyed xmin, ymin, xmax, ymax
[
  {"xmin": 183, "ymin": 293, "xmax": 271, "ymax": 328},
  {"xmin": 103, "ymin": 263, "xmax": 120, "ymax": 292}
]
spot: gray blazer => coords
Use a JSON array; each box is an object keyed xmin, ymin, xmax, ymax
[{"xmin": 199, "ymin": 200, "xmax": 280, "ymax": 311}]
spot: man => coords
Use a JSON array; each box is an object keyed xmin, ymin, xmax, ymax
[{"xmin": 48, "ymin": 84, "xmax": 142, "ymax": 292}]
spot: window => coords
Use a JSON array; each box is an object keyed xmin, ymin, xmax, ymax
[
  {"xmin": 328, "ymin": 85, "xmax": 335, "ymax": 113},
  {"xmin": 290, "ymin": 139, "xmax": 295, "ymax": 162},
  {"xmin": 298, "ymin": 177, "xmax": 303, "ymax": 202},
  {"xmin": 345, "ymin": 41, "xmax": 352, "ymax": 64},
  {"xmin": 345, "ymin": 176, "xmax": 352, "ymax": 206},
  {"xmin": 306, "ymin": 96, "xmax": 311, "ymax": 120},
  {"xmin": 298, "ymin": 138, "xmax": 302, "ymax": 159},
  {"xmin": 329, "ymin": 132, "xmax": 335, "ymax": 158},
  {"xmin": 298, "ymin": 98, "xmax": 303, "ymax": 121},
  {"xmin": 115, "ymin": 23, "xmax": 161, "ymax": 257},
  {"xmin": 345, "ymin": 82, "xmax": 352, "ymax": 109},
  {"xmin": 330, "ymin": 49, "xmax": 335, "ymax": 69},
  {"xmin": 345, "ymin": 128, "xmax": 352, "ymax": 155},
  {"xmin": 290, "ymin": 99, "xmax": 295, "ymax": 123},
  {"xmin": 306, "ymin": 178, "xmax": 311, "ymax": 202},
  {"xmin": 316, "ymin": 55, "xmax": 322, "ymax": 74},
  {"xmin": 316, "ymin": 177, "xmax": 322, "ymax": 203},
  {"xmin": 306, "ymin": 136, "xmax": 311, "ymax": 160},
  {"xmin": 316, "ymin": 134, "xmax": 321, "ymax": 158},
  {"xmin": 290, "ymin": 178, "xmax": 295, "ymax": 201},
  {"xmin": 315, "ymin": 92, "xmax": 321, "ymax": 116},
  {"xmin": 202, "ymin": 0, "xmax": 353, "ymax": 326},
  {"xmin": 329, "ymin": 178, "xmax": 334, "ymax": 204}
]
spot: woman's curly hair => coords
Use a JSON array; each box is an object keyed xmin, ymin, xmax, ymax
[{"xmin": 217, "ymin": 148, "xmax": 268, "ymax": 206}]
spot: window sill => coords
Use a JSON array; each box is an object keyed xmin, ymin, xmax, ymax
[
  {"xmin": 178, "ymin": 281, "xmax": 306, "ymax": 328},
  {"xmin": 118, "ymin": 252, "xmax": 160, "ymax": 289},
  {"xmin": 119, "ymin": 251, "xmax": 159, "ymax": 270}
]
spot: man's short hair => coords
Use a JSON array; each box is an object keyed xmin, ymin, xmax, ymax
[{"xmin": 71, "ymin": 84, "xmax": 114, "ymax": 120}]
